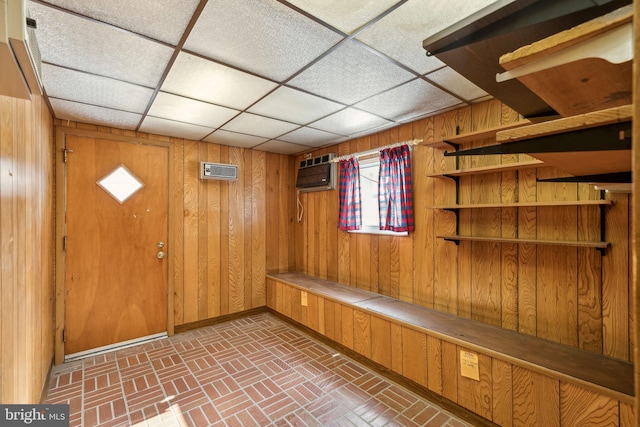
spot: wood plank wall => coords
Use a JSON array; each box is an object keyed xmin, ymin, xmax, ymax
[
  {"xmin": 54, "ymin": 121, "xmax": 295, "ymax": 328},
  {"xmin": 294, "ymin": 99, "xmax": 632, "ymax": 362},
  {"xmin": 0, "ymin": 94, "xmax": 55, "ymax": 403}
]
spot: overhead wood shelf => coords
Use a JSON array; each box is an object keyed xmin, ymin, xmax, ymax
[
  {"xmin": 427, "ymin": 159, "xmax": 543, "ymax": 177},
  {"xmin": 431, "ymin": 200, "xmax": 613, "ymax": 210},
  {"xmin": 437, "ymin": 235, "xmax": 610, "ymax": 249},
  {"xmin": 422, "ymin": 121, "xmax": 531, "ymax": 150},
  {"xmin": 497, "ymin": 5, "xmax": 633, "ymax": 118}
]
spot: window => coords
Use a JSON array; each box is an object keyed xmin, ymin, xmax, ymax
[{"xmin": 350, "ymin": 157, "xmax": 408, "ymax": 236}]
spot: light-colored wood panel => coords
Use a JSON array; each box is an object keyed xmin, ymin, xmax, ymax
[
  {"xmin": 456, "ymin": 347, "xmax": 492, "ymax": 419},
  {"xmin": 318, "ymin": 191, "xmax": 328, "ymax": 279},
  {"xmin": 172, "ymin": 140, "xmax": 185, "ymax": 326},
  {"xmin": 441, "ymin": 341, "xmax": 458, "ymax": 403},
  {"xmin": 197, "ymin": 143, "xmax": 209, "ymax": 320},
  {"xmin": 401, "ymin": 326, "xmax": 427, "ymax": 387},
  {"xmin": 492, "ymin": 359, "xmax": 513, "ymax": 427},
  {"xmin": 307, "ymin": 293, "xmax": 320, "ymax": 332},
  {"xmin": 307, "ymin": 192, "xmax": 317, "ymax": 277},
  {"xmin": 619, "ymin": 401, "xmax": 635, "ymax": 427},
  {"xmin": 324, "ymin": 300, "xmax": 336, "ymax": 341},
  {"xmin": 228, "ymin": 147, "xmax": 245, "ymax": 313},
  {"xmin": 390, "ymin": 322, "xmax": 403, "ymax": 375},
  {"xmin": 243, "ymin": 149, "xmax": 253, "ymax": 310},
  {"xmin": 517, "ymin": 168, "xmax": 537, "ymax": 336},
  {"xmin": 182, "ymin": 140, "xmax": 199, "ymax": 323},
  {"xmin": 353, "ymin": 310, "xmax": 371, "ymax": 358},
  {"xmin": 370, "ymin": 316, "xmax": 391, "ymax": 369},
  {"xmin": 219, "ymin": 146, "xmax": 230, "ymax": 315},
  {"xmin": 266, "ymin": 278, "xmax": 276, "ymax": 309},
  {"xmin": 251, "ymin": 150, "xmax": 266, "ymax": 308},
  {"xmin": 512, "ymin": 366, "xmax": 559, "ymax": 426},
  {"xmin": 266, "ymin": 153, "xmax": 282, "ymax": 274},
  {"xmin": 560, "ymin": 382, "xmax": 618, "ymax": 426},
  {"xmin": 426, "ymin": 335, "xmax": 442, "ymax": 394},
  {"xmin": 341, "ymin": 305, "xmax": 354, "ymax": 350},
  {"xmin": 206, "ymin": 143, "xmax": 221, "ymax": 318},
  {"xmin": 279, "ymin": 155, "xmax": 291, "ymax": 274}
]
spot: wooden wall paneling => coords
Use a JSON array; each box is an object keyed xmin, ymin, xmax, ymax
[
  {"xmin": 294, "ymin": 162, "xmax": 306, "ymax": 274},
  {"xmin": 197, "ymin": 142, "xmax": 209, "ymax": 319},
  {"xmin": 433, "ymin": 110, "xmax": 458, "ymax": 315},
  {"xmin": 251, "ymin": 150, "xmax": 266, "ymax": 307},
  {"xmin": 307, "ymin": 192, "xmax": 317, "ymax": 277},
  {"xmin": 242, "ymin": 149, "xmax": 252, "ymax": 311},
  {"xmin": 401, "ymin": 326, "xmax": 427, "ymax": 387},
  {"xmin": 228, "ymin": 147, "xmax": 245, "ymax": 313},
  {"xmin": 602, "ymin": 193, "xmax": 630, "ymax": 360},
  {"xmin": 172, "ymin": 139, "xmax": 185, "ymax": 326},
  {"xmin": 618, "ymin": 401, "xmax": 635, "ymax": 427},
  {"xmin": 318, "ymin": 190, "xmax": 328, "ymax": 279},
  {"xmin": 326, "ymin": 168, "xmax": 339, "ymax": 282},
  {"xmin": 287, "ymin": 156, "xmax": 296, "ymax": 272},
  {"xmin": 398, "ymin": 124, "xmax": 414, "ymax": 303},
  {"xmin": 206, "ymin": 143, "xmax": 221, "ymax": 318},
  {"xmin": 412, "ymin": 118, "xmax": 435, "ymax": 308},
  {"xmin": 337, "ymin": 142, "xmax": 351, "ymax": 285},
  {"xmin": 456, "ymin": 106, "xmax": 473, "ymax": 319},
  {"xmin": 341, "ymin": 305, "xmax": 354, "ymax": 349},
  {"xmin": 426, "ymin": 335, "xmax": 442, "ymax": 394},
  {"xmin": 577, "ymin": 183, "xmax": 603, "ymax": 353},
  {"xmin": 332, "ymin": 300, "xmax": 342, "ymax": 343},
  {"xmin": 512, "ymin": 366, "xmax": 559, "ymax": 426},
  {"xmin": 536, "ymin": 170, "xmax": 578, "ymax": 346},
  {"xmin": 441, "ymin": 341, "xmax": 458, "ymax": 402},
  {"xmin": 517, "ymin": 167, "xmax": 538, "ymax": 336},
  {"xmin": 377, "ymin": 131, "xmax": 392, "ymax": 297},
  {"xmin": 353, "ymin": 309, "xmax": 371, "ymax": 358},
  {"xmin": 324, "ymin": 300, "xmax": 336, "ymax": 341},
  {"xmin": 307, "ymin": 293, "xmax": 320, "ymax": 332},
  {"xmin": 390, "ymin": 322, "xmax": 403, "ymax": 375},
  {"xmin": 349, "ymin": 140, "xmax": 359, "ymax": 288},
  {"xmin": 267, "ymin": 153, "xmax": 282, "ymax": 274},
  {"xmin": 16, "ymin": 99, "xmax": 28, "ymax": 398},
  {"xmin": 266, "ymin": 278, "xmax": 276, "ymax": 309},
  {"xmin": 182, "ymin": 140, "xmax": 199, "ymax": 323},
  {"xmin": 492, "ymin": 359, "xmax": 513, "ymax": 427},
  {"xmin": 285, "ymin": 284, "xmax": 296, "ymax": 321},
  {"xmin": 370, "ymin": 315, "xmax": 391, "ymax": 369},
  {"xmin": 456, "ymin": 347, "xmax": 492, "ymax": 420},
  {"xmin": 219, "ymin": 146, "xmax": 230, "ymax": 315},
  {"xmin": 368, "ymin": 135, "xmax": 380, "ymax": 294},
  {"xmin": 278, "ymin": 155, "xmax": 291, "ymax": 274},
  {"xmin": 560, "ymin": 382, "xmax": 619, "ymax": 426}
]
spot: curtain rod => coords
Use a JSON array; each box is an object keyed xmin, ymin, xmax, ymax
[{"xmin": 331, "ymin": 139, "xmax": 423, "ymax": 163}]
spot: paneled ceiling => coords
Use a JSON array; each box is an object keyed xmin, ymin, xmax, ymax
[{"xmin": 30, "ymin": 0, "xmax": 498, "ymax": 154}]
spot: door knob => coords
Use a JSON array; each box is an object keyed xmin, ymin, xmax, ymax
[{"xmin": 157, "ymin": 251, "xmax": 166, "ymax": 259}]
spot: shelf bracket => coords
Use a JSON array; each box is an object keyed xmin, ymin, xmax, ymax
[
  {"xmin": 443, "ymin": 237, "xmax": 460, "ymax": 246},
  {"xmin": 443, "ymin": 208, "xmax": 460, "ymax": 237},
  {"xmin": 598, "ymin": 190, "xmax": 607, "ymax": 256}
]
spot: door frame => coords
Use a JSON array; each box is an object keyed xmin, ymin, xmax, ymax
[{"xmin": 54, "ymin": 126, "xmax": 176, "ymax": 364}]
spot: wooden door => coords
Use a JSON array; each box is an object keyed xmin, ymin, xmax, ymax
[{"xmin": 64, "ymin": 135, "xmax": 168, "ymax": 355}]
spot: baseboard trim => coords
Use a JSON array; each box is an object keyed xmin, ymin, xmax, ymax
[
  {"xmin": 174, "ymin": 306, "xmax": 268, "ymax": 334},
  {"xmin": 39, "ymin": 357, "xmax": 55, "ymax": 404}
]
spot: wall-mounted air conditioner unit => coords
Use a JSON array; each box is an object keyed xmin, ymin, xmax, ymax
[
  {"xmin": 200, "ymin": 162, "xmax": 238, "ymax": 181},
  {"xmin": 296, "ymin": 153, "xmax": 336, "ymax": 192},
  {"xmin": 0, "ymin": 0, "xmax": 43, "ymax": 100}
]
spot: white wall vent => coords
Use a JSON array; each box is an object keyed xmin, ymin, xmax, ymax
[
  {"xmin": 296, "ymin": 153, "xmax": 336, "ymax": 192},
  {"xmin": 200, "ymin": 162, "xmax": 238, "ymax": 181},
  {"xmin": 0, "ymin": 0, "xmax": 43, "ymax": 100}
]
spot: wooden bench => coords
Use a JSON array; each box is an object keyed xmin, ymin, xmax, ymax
[{"xmin": 266, "ymin": 272, "xmax": 634, "ymax": 426}]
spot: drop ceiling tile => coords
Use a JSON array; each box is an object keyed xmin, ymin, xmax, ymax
[
  {"xmin": 139, "ymin": 116, "xmax": 213, "ymax": 140},
  {"xmin": 39, "ymin": 0, "xmax": 200, "ymax": 45},
  {"xmin": 29, "ymin": 2, "xmax": 173, "ymax": 87},
  {"xmin": 221, "ymin": 113, "xmax": 300, "ymax": 139},
  {"xmin": 286, "ymin": 0, "xmax": 400, "ymax": 34},
  {"xmin": 253, "ymin": 140, "xmax": 311, "ymax": 155},
  {"xmin": 148, "ymin": 92, "xmax": 240, "ymax": 129},
  {"xmin": 184, "ymin": 0, "xmax": 343, "ymax": 82},
  {"xmin": 42, "ymin": 64, "xmax": 153, "ymax": 113},
  {"xmin": 354, "ymin": 79, "xmax": 462, "ymax": 122},
  {"xmin": 427, "ymin": 67, "xmax": 489, "ymax": 101},
  {"xmin": 161, "ymin": 53, "xmax": 278, "ymax": 110},
  {"xmin": 310, "ymin": 107, "xmax": 392, "ymax": 136},
  {"xmin": 248, "ymin": 87, "xmax": 345, "ymax": 125},
  {"xmin": 203, "ymin": 130, "xmax": 268, "ymax": 149},
  {"xmin": 278, "ymin": 127, "xmax": 343, "ymax": 147},
  {"xmin": 288, "ymin": 40, "xmax": 416, "ymax": 105},
  {"xmin": 50, "ymin": 99, "xmax": 141, "ymax": 129},
  {"xmin": 356, "ymin": 0, "xmax": 498, "ymax": 74}
]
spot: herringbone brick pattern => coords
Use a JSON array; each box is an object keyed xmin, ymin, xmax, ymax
[{"xmin": 45, "ymin": 313, "xmax": 471, "ymax": 426}]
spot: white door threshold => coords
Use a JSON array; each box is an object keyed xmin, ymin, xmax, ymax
[{"xmin": 64, "ymin": 332, "xmax": 168, "ymax": 362}]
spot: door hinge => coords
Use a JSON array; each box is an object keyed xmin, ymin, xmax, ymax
[
  {"xmin": 62, "ymin": 329, "xmax": 67, "ymax": 342},
  {"xmin": 63, "ymin": 236, "xmax": 67, "ymax": 251},
  {"xmin": 63, "ymin": 148, "xmax": 74, "ymax": 163}
]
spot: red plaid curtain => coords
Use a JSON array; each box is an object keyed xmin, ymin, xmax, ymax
[
  {"xmin": 338, "ymin": 158, "xmax": 362, "ymax": 231},
  {"xmin": 378, "ymin": 145, "xmax": 414, "ymax": 232}
]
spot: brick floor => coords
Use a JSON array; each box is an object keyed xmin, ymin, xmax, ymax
[{"xmin": 45, "ymin": 313, "xmax": 472, "ymax": 426}]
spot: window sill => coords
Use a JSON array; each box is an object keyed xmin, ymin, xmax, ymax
[{"xmin": 348, "ymin": 227, "xmax": 409, "ymax": 237}]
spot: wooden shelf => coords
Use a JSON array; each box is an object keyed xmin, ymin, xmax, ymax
[
  {"xmin": 427, "ymin": 159, "xmax": 543, "ymax": 178},
  {"xmin": 422, "ymin": 121, "xmax": 530, "ymax": 149},
  {"xmin": 430, "ymin": 200, "xmax": 612, "ymax": 210},
  {"xmin": 437, "ymin": 235, "xmax": 609, "ymax": 249},
  {"xmin": 498, "ymin": 5, "xmax": 633, "ymax": 118}
]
